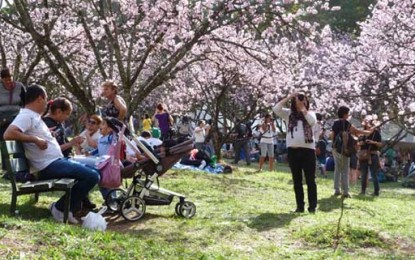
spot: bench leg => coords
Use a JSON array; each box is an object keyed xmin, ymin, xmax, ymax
[
  {"xmin": 63, "ymin": 188, "xmax": 72, "ymax": 224},
  {"xmin": 10, "ymin": 194, "xmax": 17, "ymax": 216},
  {"xmin": 34, "ymin": 192, "xmax": 39, "ymax": 203}
]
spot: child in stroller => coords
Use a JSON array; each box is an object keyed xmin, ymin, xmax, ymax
[{"xmin": 105, "ymin": 133, "xmax": 196, "ymax": 221}]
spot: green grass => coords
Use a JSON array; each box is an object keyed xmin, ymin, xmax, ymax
[{"xmin": 1, "ymin": 163, "xmax": 415, "ymax": 259}]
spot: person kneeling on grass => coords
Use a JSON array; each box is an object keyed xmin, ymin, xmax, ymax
[{"xmin": 3, "ymin": 84, "xmax": 100, "ymax": 224}]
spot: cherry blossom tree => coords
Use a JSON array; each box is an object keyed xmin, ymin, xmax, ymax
[
  {"xmin": 0, "ymin": 18, "xmax": 45, "ymax": 85},
  {"xmin": 0, "ymin": 0, "xmax": 330, "ymax": 116},
  {"xmin": 352, "ymin": 0, "xmax": 415, "ymax": 134}
]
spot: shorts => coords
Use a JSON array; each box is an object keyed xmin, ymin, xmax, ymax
[{"xmin": 260, "ymin": 143, "xmax": 274, "ymax": 157}]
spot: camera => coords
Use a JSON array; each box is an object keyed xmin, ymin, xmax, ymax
[{"xmin": 297, "ymin": 94, "xmax": 305, "ymax": 101}]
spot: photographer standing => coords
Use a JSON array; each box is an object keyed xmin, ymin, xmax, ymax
[
  {"xmin": 359, "ymin": 119, "xmax": 382, "ymax": 196},
  {"xmin": 194, "ymin": 120, "xmax": 210, "ymax": 151},
  {"xmin": 258, "ymin": 114, "xmax": 276, "ymax": 172},
  {"xmin": 273, "ymin": 92, "xmax": 317, "ymax": 213},
  {"xmin": 0, "ymin": 68, "xmax": 26, "ymax": 170},
  {"xmin": 231, "ymin": 118, "xmax": 251, "ymax": 166}
]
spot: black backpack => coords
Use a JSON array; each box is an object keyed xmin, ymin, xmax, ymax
[
  {"xmin": 236, "ymin": 122, "xmax": 248, "ymax": 138},
  {"xmin": 235, "ymin": 122, "xmax": 252, "ymax": 138}
]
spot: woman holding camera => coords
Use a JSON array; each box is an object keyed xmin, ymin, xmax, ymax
[
  {"xmin": 274, "ymin": 92, "xmax": 317, "ymax": 213},
  {"xmin": 358, "ymin": 119, "xmax": 382, "ymax": 196},
  {"xmin": 258, "ymin": 114, "xmax": 276, "ymax": 172}
]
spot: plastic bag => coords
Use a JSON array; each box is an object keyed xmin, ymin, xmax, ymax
[{"xmin": 81, "ymin": 206, "xmax": 107, "ymax": 231}]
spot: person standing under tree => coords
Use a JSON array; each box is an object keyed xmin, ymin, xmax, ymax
[
  {"xmin": 141, "ymin": 113, "xmax": 152, "ymax": 132},
  {"xmin": 316, "ymin": 130, "xmax": 328, "ymax": 178},
  {"xmin": 193, "ymin": 120, "xmax": 210, "ymax": 151},
  {"xmin": 331, "ymin": 106, "xmax": 372, "ymax": 198},
  {"xmin": 359, "ymin": 119, "xmax": 382, "ymax": 196},
  {"xmin": 274, "ymin": 92, "xmax": 317, "ymax": 213},
  {"xmin": 101, "ymin": 80, "xmax": 127, "ymax": 121},
  {"xmin": 231, "ymin": 118, "xmax": 251, "ymax": 166},
  {"xmin": 152, "ymin": 103, "xmax": 173, "ymax": 141},
  {"xmin": 258, "ymin": 114, "xmax": 276, "ymax": 172},
  {"xmin": 0, "ymin": 68, "xmax": 26, "ymax": 170}
]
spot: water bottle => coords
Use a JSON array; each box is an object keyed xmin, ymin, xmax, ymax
[{"xmin": 210, "ymin": 155, "xmax": 217, "ymax": 167}]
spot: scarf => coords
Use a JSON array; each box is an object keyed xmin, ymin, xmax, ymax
[{"xmin": 288, "ymin": 111, "xmax": 313, "ymax": 143}]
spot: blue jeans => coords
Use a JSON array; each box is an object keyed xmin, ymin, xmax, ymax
[{"xmin": 39, "ymin": 158, "xmax": 100, "ymax": 212}]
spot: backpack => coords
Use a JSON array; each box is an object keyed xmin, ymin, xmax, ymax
[
  {"xmin": 236, "ymin": 122, "xmax": 249, "ymax": 138},
  {"xmin": 334, "ymin": 121, "xmax": 357, "ymax": 157}
]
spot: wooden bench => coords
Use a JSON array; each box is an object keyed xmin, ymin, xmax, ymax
[{"xmin": 0, "ymin": 140, "xmax": 76, "ymax": 224}]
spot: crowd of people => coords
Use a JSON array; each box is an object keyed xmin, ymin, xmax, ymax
[{"xmin": 1, "ymin": 66, "xmax": 414, "ymax": 222}]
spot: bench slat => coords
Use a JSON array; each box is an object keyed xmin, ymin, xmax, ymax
[
  {"xmin": 10, "ymin": 158, "xmax": 30, "ymax": 173},
  {"xmin": 20, "ymin": 179, "xmax": 57, "ymax": 191},
  {"xmin": 54, "ymin": 178, "xmax": 76, "ymax": 189}
]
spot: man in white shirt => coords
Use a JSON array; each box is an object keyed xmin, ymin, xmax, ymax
[{"xmin": 3, "ymin": 84, "xmax": 100, "ymax": 224}]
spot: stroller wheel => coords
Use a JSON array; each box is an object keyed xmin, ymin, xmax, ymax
[
  {"xmin": 121, "ymin": 195, "xmax": 146, "ymax": 222},
  {"xmin": 175, "ymin": 202, "xmax": 181, "ymax": 216},
  {"xmin": 177, "ymin": 201, "xmax": 196, "ymax": 219},
  {"xmin": 105, "ymin": 189, "xmax": 127, "ymax": 212}
]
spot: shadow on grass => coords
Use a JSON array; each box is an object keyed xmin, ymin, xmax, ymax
[
  {"xmin": 317, "ymin": 195, "xmax": 361, "ymax": 212},
  {"xmin": 0, "ymin": 202, "xmax": 50, "ymax": 221},
  {"xmin": 247, "ymin": 212, "xmax": 298, "ymax": 231}
]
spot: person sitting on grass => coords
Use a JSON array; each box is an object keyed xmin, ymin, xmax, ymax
[{"xmin": 3, "ymin": 84, "xmax": 100, "ymax": 224}]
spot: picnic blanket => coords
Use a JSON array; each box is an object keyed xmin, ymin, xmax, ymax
[{"xmin": 172, "ymin": 162, "xmax": 225, "ymax": 174}]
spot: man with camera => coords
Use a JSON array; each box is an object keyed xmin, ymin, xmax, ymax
[{"xmin": 231, "ymin": 118, "xmax": 252, "ymax": 166}]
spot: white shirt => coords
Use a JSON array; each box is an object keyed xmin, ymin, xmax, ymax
[
  {"xmin": 194, "ymin": 127, "xmax": 205, "ymax": 143},
  {"xmin": 313, "ymin": 122, "xmax": 322, "ymax": 143},
  {"xmin": 273, "ymin": 103, "xmax": 317, "ymax": 149},
  {"xmin": 79, "ymin": 129, "xmax": 100, "ymax": 153},
  {"xmin": 260, "ymin": 123, "xmax": 276, "ymax": 145},
  {"xmin": 11, "ymin": 108, "xmax": 63, "ymax": 171}
]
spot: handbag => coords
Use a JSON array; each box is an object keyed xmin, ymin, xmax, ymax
[
  {"xmin": 97, "ymin": 128, "xmax": 125, "ymax": 188},
  {"xmin": 357, "ymin": 149, "xmax": 371, "ymax": 162},
  {"xmin": 358, "ymin": 132, "xmax": 376, "ymax": 163}
]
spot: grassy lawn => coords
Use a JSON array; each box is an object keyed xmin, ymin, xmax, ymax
[{"xmin": 1, "ymin": 163, "xmax": 415, "ymax": 259}]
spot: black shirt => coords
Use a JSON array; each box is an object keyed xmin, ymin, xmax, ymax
[
  {"xmin": 360, "ymin": 129, "xmax": 382, "ymax": 151},
  {"xmin": 43, "ymin": 117, "xmax": 72, "ymax": 157},
  {"xmin": 332, "ymin": 119, "xmax": 351, "ymax": 140}
]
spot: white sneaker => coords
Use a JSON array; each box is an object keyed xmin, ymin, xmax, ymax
[
  {"xmin": 199, "ymin": 160, "xmax": 207, "ymax": 169},
  {"xmin": 49, "ymin": 202, "xmax": 64, "ymax": 223},
  {"xmin": 68, "ymin": 212, "xmax": 79, "ymax": 224}
]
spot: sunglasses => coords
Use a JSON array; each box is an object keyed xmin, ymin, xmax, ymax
[
  {"xmin": 88, "ymin": 120, "xmax": 98, "ymax": 125},
  {"xmin": 297, "ymin": 94, "xmax": 305, "ymax": 101}
]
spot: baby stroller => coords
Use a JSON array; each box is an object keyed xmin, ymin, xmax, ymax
[
  {"xmin": 402, "ymin": 162, "xmax": 415, "ymax": 188},
  {"xmin": 104, "ymin": 134, "xmax": 196, "ymax": 222}
]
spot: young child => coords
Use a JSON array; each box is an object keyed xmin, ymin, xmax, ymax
[{"xmin": 79, "ymin": 117, "xmax": 140, "ymax": 200}]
